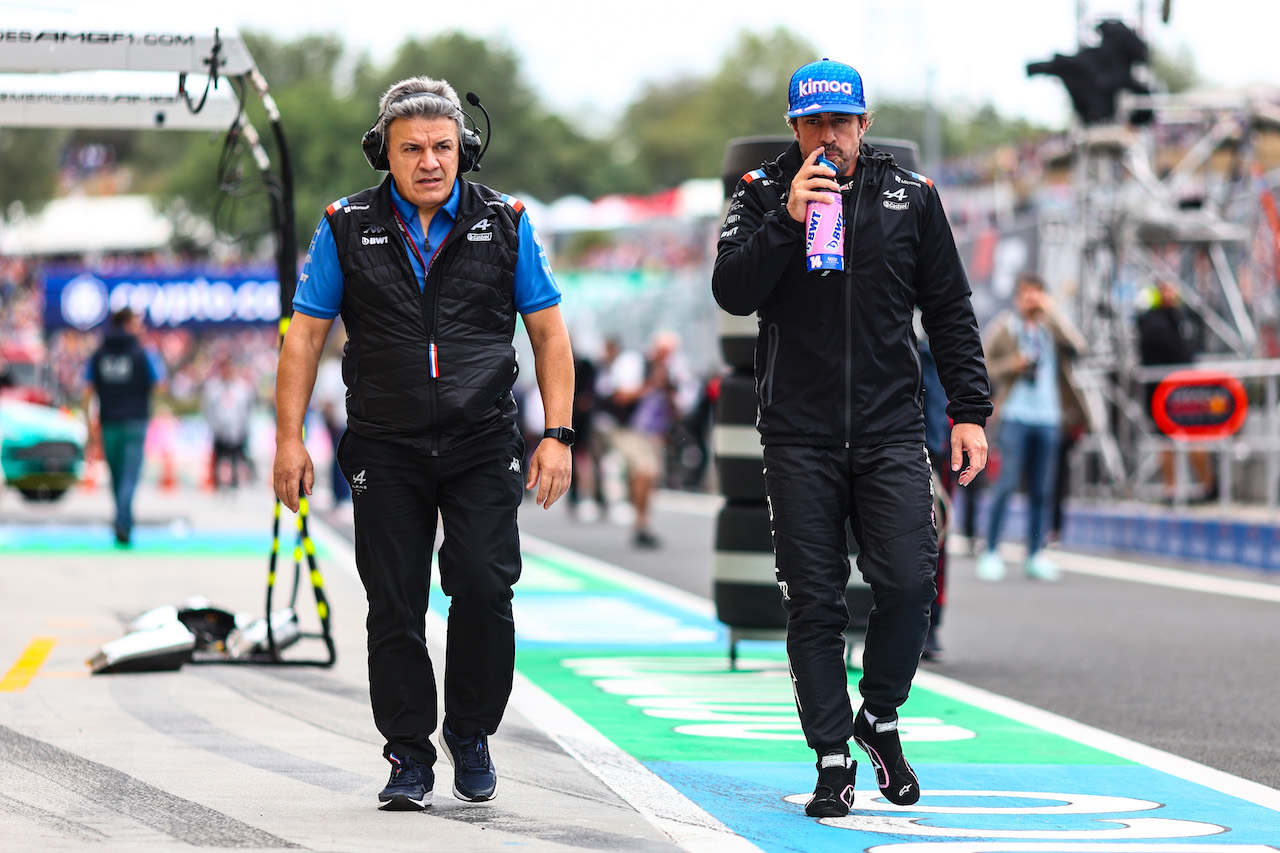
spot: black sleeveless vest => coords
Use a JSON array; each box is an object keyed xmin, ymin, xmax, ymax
[
  {"xmin": 327, "ymin": 176, "xmax": 521, "ymax": 453},
  {"xmin": 90, "ymin": 330, "xmax": 154, "ymax": 423}
]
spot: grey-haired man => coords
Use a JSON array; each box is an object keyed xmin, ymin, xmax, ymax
[{"xmin": 274, "ymin": 76, "xmax": 575, "ymax": 810}]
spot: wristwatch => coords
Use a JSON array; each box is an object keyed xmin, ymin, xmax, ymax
[{"xmin": 543, "ymin": 427, "xmax": 576, "ymax": 447}]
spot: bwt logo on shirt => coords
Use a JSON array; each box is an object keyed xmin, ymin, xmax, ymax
[
  {"xmin": 360, "ymin": 225, "xmax": 389, "ymax": 246},
  {"xmin": 798, "ymin": 79, "xmax": 855, "ymax": 97}
]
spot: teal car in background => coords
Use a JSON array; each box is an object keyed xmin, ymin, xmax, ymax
[{"xmin": 0, "ymin": 398, "xmax": 87, "ymax": 502}]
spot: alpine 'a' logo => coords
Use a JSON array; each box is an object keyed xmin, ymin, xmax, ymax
[
  {"xmin": 883, "ymin": 188, "xmax": 909, "ymax": 211},
  {"xmin": 350, "ymin": 469, "xmax": 368, "ymax": 495},
  {"xmin": 468, "ymin": 216, "xmax": 493, "ymax": 242}
]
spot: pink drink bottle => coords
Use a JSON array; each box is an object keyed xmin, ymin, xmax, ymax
[{"xmin": 804, "ymin": 156, "xmax": 844, "ymax": 273}]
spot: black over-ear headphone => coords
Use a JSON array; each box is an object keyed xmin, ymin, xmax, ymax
[{"xmin": 361, "ymin": 91, "xmax": 486, "ymax": 173}]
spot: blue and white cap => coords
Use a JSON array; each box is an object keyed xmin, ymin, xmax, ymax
[{"xmin": 787, "ymin": 58, "xmax": 866, "ymax": 118}]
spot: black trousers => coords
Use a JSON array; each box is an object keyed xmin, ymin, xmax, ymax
[
  {"xmin": 338, "ymin": 427, "xmax": 525, "ymax": 765},
  {"xmin": 764, "ymin": 441, "xmax": 937, "ymax": 752}
]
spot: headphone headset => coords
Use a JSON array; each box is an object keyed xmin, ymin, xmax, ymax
[{"xmin": 361, "ymin": 91, "xmax": 484, "ymax": 173}]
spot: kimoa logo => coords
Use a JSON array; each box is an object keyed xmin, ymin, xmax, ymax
[{"xmin": 798, "ymin": 79, "xmax": 855, "ymax": 98}]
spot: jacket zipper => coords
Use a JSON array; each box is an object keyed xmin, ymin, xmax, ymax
[
  {"xmin": 423, "ymin": 232, "xmax": 451, "ymax": 457},
  {"xmin": 398, "ymin": 212, "xmax": 450, "ymax": 457},
  {"xmin": 843, "ymin": 173, "xmax": 865, "ymax": 450}
]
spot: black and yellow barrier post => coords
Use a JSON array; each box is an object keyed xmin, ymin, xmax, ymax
[{"xmin": 264, "ymin": 314, "xmax": 337, "ymax": 666}]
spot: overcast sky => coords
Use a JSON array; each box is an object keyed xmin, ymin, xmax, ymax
[{"xmin": 17, "ymin": 0, "xmax": 1280, "ymax": 129}]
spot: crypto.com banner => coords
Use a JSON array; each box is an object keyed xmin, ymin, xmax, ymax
[{"xmin": 43, "ymin": 268, "xmax": 280, "ymax": 331}]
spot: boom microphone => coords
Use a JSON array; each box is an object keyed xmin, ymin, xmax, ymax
[{"xmin": 465, "ymin": 92, "xmax": 492, "ymax": 170}]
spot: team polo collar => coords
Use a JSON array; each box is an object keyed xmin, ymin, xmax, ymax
[{"xmin": 389, "ymin": 176, "xmax": 460, "ymax": 227}]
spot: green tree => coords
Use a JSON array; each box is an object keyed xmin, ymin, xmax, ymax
[
  {"xmin": 1150, "ymin": 44, "xmax": 1200, "ymax": 94},
  {"xmin": 351, "ymin": 32, "xmax": 618, "ymax": 202},
  {"xmin": 618, "ymin": 27, "xmax": 817, "ymax": 187},
  {"xmin": 156, "ymin": 31, "xmax": 367, "ymax": 254},
  {"xmin": 0, "ymin": 129, "xmax": 63, "ymax": 217}
]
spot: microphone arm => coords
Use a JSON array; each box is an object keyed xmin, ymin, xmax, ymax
[{"xmin": 465, "ymin": 92, "xmax": 492, "ymax": 169}]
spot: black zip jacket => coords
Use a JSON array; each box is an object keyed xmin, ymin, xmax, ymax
[
  {"xmin": 712, "ymin": 141, "xmax": 991, "ymax": 447},
  {"xmin": 329, "ymin": 175, "xmax": 521, "ymax": 454}
]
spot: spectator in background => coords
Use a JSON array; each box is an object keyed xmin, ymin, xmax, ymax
[
  {"xmin": 567, "ymin": 350, "xmax": 607, "ymax": 519},
  {"xmin": 84, "ymin": 308, "xmax": 165, "ymax": 546},
  {"xmin": 601, "ymin": 332, "xmax": 685, "ymax": 548},
  {"xmin": 1048, "ymin": 388, "xmax": 1090, "ymax": 546},
  {"xmin": 313, "ymin": 353, "xmax": 350, "ymax": 506},
  {"xmin": 918, "ymin": 327, "xmax": 950, "ymax": 662},
  {"xmin": 201, "ymin": 357, "xmax": 256, "ymax": 491},
  {"xmin": 1137, "ymin": 279, "xmax": 1215, "ymax": 502},
  {"xmin": 979, "ymin": 272, "xmax": 1087, "ymax": 581}
]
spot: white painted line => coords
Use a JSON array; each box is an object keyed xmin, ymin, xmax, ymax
[
  {"xmin": 315, "ymin": 513, "xmax": 1280, "ymax": 838},
  {"xmin": 910, "ymin": 668, "xmax": 1280, "ymax": 813},
  {"xmin": 525, "ymin": 528, "xmax": 1280, "ymax": 815},
  {"xmin": 305, "ymin": 514, "xmax": 360, "ymax": 582},
  {"xmin": 521, "ymin": 533, "xmax": 718, "ymax": 618},
  {"xmin": 308, "ymin": 515, "xmax": 760, "ymax": 852},
  {"xmin": 1049, "ymin": 550, "xmax": 1280, "ymax": 603},
  {"xmin": 511, "ymin": 672, "xmax": 762, "ymax": 853},
  {"xmin": 869, "ymin": 844, "xmax": 1279, "ymax": 853},
  {"xmin": 957, "ymin": 534, "xmax": 1280, "ymax": 604}
]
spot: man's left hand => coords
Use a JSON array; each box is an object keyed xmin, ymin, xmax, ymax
[
  {"xmin": 950, "ymin": 422, "xmax": 989, "ymax": 487},
  {"xmin": 526, "ymin": 440, "xmax": 572, "ymax": 508}
]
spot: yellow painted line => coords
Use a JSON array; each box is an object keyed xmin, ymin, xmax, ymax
[{"xmin": 0, "ymin": 637, "xmax": 58, "ymax": 692}]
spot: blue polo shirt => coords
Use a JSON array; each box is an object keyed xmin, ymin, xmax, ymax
[{"xmin": 293, "ymin": 179, "xmax": 560, "ymax": 320}]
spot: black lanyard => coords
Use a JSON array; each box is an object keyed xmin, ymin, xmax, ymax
[{"xmin": 392, "ymin": 207, "xmax": 430, "ymax": 273}]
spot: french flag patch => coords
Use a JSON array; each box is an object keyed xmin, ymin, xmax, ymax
[
  {"xmin": 500, "ymin": 193, "xmax": 524, "ymax": 214},
  {"xmin": 325, "ymin": 197, "xmax": 350, "ymax": 216}
]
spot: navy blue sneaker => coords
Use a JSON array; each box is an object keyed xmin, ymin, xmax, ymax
[
  {"xmin": 439, "ymin": 722, "xmax": 497, "ymax": 802},
  {"xmin": 378, "ymin": 753, "xmax": 433, "ymax": 810}
]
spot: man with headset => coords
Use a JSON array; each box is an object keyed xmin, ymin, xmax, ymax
[{"xmin": 273, "ymin": 76, "xmax": 574, "ymax": 811}]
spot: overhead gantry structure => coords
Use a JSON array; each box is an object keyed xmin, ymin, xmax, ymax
[
  {"xmin": 1030, "ymin": 4, "xmax": 1280, "ymax": 503},
  {"xmin": 0, "ymin": 6, "xmax": 298, "ymax": 310},
  {"xmin": 0, "ymin": 6, "xmax": 332, "ymax": 664}
]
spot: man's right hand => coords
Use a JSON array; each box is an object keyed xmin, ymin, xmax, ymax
[
  {"xmin": 273, "ymin": 436, "xmax": 314, "ymax": 513},
  {"xmin": 785, "ymin": 147, "xmax": 841, "ymax": 223}
]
